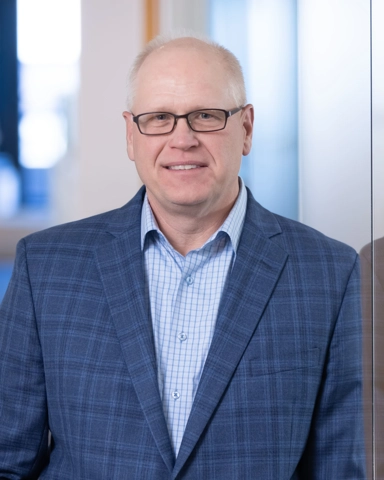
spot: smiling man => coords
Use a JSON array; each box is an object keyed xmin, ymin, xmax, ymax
[
  {"xmin": 123, "ymin": 39, "xmax": 253, "ymax": 256},
  {"xmin": 0, "ymin": 35, "xmax": 365, "ymax": 479}
]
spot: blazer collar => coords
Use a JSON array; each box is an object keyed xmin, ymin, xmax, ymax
[
  {"xmin": 101, "ymin": 185, "xmax": 282, "ymax": 241},
  {"xmin": 103, "ymin": 185, "xmax": 146, "ymax": 238}
]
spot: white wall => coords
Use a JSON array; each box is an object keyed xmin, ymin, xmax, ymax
[
  {"xmin": 57, "ymin": 0, "xmax": 143, "ymax": 222},
  {"xmin": 159, "ymin": 0, "xmax": 207, "ymax": 34},
  {"xmin": 298, "ymin": 0, "xmax": 372, "ymax": 252},
  {"xmin": 373, "ymin": 0, "xmax": 384, "ymax": 241}
]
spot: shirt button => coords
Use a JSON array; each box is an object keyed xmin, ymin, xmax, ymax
[
  {"xmin": 185, "ymin": 276, "xmax": 194, "ymax": 285},
  {"xmin": 178, "ymin": 332, "xmax": 188, "ymax": 342},
  {"xmin": 172, "ymin": 390, "xmax": 180, "ymax": 400}
]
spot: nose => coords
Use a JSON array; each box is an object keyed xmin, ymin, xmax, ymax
[{"xmin": 168, "ymin": 117, "xmax": 199, "ymax": 150}]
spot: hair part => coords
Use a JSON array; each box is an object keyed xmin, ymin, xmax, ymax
[{"xmin": 126, "ymin": 30, "xmax": 247, "ymax": 111}]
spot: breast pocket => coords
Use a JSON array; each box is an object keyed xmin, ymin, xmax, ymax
[{"xmin": 249, "ymin": 346, "xmax": 320, "ymax": 377}]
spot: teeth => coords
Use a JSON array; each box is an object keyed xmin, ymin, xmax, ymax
[{"xmin": 168, "ymin": 165, "xmax": 200, "ymax": 170}]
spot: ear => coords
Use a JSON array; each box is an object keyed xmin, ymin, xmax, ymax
[
  {"xmin": 241, "ymin": 104, "xmax": 254, "ymax": 156},
  {"xmin": 122, "ymin": 111, "xmax": 135, "ymax": 161}
]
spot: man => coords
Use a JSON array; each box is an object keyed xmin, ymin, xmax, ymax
[{"xmin": 0, "ymin": 34, "xmax": 365, "ymax": 479}]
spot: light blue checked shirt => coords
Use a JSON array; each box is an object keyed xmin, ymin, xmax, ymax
[{"xmin": 141, "ymin": 178, "xmax": 247, "ymax": 456}]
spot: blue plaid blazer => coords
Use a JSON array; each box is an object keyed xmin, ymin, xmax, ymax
[{"xmin": 0, "ymin": 187, "xmax": 365, "ymax": 479}]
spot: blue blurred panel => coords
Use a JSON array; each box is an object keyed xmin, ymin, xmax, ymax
[
  {"xmin": 21, "ymin": 167, "xmax": 50, "ymax": 207},
  {"xmin": 209, "ymin": 0, "xmax": 252, "ymax": 185},
  {"xmin": 209, "ymin": 0, "xmax": 298, "ymax": 220},
  {"xmin": 0, "ymin": 263, "xmax": 13, "ymax": 303},
  {"xmin": 247, "ymin": 0, "xmax": 298, "ymax": 220},
  {"xmin": 209, "ymin": 0, "xmax": 249, "ymax": 79}
]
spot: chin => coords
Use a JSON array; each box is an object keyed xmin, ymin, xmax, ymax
[
  {"xmin": 165, "ymin": 188, "xmax": 209, "ymax": 206},
  {"xmin": 169, "ymin": 196, "xmax": 207, "ymax": 208}
]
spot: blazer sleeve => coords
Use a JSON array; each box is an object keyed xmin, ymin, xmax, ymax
[
  {"xmin": 297, "ymin": 254, "xmax": 366, "ymax": 479},
  {"xmin": 0, "ymin": 239, "xmax": 50, "ymax": 479}
]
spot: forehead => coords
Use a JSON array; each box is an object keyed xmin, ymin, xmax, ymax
[{"xmin": 133, "ymin": 44, "xmax": 232, "ymax": 112}]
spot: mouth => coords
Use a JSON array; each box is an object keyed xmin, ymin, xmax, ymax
[{"xmin": 166, "ymin": 165, "xmax": 203, "ymax": 170}]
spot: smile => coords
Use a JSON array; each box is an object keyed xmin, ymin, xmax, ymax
[{"xmin": 167, "ymin": 165, "xmax": 202, "ymax": 170}]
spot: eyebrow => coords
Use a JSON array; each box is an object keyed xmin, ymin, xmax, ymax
[{"xmin": 135, "ymin": 106, "xmax": 224, "ymax": 114}]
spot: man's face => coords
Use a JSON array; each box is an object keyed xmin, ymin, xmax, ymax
[{"xmin": 123, "ymin": 44, "xmax": 254, "ymax": 218}]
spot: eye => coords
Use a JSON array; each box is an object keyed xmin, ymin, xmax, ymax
[
  {"xmin": 199, "ymin": 112, "xmax": 213, "ymax": 120},
  {"xmin": 154, "ymin": 113, "xmax": 170, "ymax": 121},
  {"xmin": 142, "ymin": 113, "xmax": 173, "ymax": 124}
]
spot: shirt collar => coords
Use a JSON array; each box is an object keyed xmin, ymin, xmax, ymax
[{"xmin": 140, "ymin": 177, "xmax": 247, "ymax": 253}]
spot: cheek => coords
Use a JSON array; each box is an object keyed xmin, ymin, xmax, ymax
[
  {"xmin": 216, "ymin": 136, "xmax": 243, "ymax": 170},
  {"xmin": 130, "ymin": 137, "xmax": 166, "ymax": 173},
  {"xmin": 130, "ymin": 134, "xmax": 150, "ymax": 161}
]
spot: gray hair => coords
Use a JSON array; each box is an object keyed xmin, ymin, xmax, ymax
[{"xmin": 126, "ymin": 31, "xmax": 246, "ymax": 110}]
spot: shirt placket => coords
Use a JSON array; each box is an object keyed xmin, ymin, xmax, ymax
[{"xmin": 162, "ymin": 248, "xmax": 209, "ymax": 454}]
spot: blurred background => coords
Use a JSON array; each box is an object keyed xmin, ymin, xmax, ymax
[{"xmin": 0, "ymin": 1, "xmax": 382, "ymax": 476}]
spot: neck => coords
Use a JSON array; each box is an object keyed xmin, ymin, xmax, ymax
[{"xmin": 148, "ymin": 194, "xmax": 239, "ymax": 256}]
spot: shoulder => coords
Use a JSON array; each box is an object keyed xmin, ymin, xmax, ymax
[
  {"xmin": 245, "ymin": 188, "xmax": 357, "ymax": 266},
  {"xmin": 274, "ymin": 212, "xmax": 356, "ymax": 258},
  {"xmin": 21, "ymin": 187, "xmax": 145, "ymax": 250}
]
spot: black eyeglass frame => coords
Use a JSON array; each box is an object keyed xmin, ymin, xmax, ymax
[{"xmin": 131, "ymin": 107, "xmax": 243, "ymax": 135}]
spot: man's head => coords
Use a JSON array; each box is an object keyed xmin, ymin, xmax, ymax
[
  {"xmin": 123, "ymin": 33, "xmax": 254, "ymax": 220},
  {"xmin": 126, "ymin": 33, "xmax": 246, "ymax": 111}
]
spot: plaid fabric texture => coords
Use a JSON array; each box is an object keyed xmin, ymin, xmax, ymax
[{"xmin": 0, "ymin": 187, "xmax": 366, "ymax": 479}]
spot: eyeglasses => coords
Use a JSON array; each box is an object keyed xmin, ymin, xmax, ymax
[{"xmin": 131, "ymin": 107, "xmax": 243, "ymax": 135}]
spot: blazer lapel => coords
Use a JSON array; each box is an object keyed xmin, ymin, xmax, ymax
[
  {"xmin": 94, "ymin": 189, "xmax": 175, "ymax": 472},
  {"xmin": 173, "ymin": 194, "xmax": 288, "ymax": 477}
]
